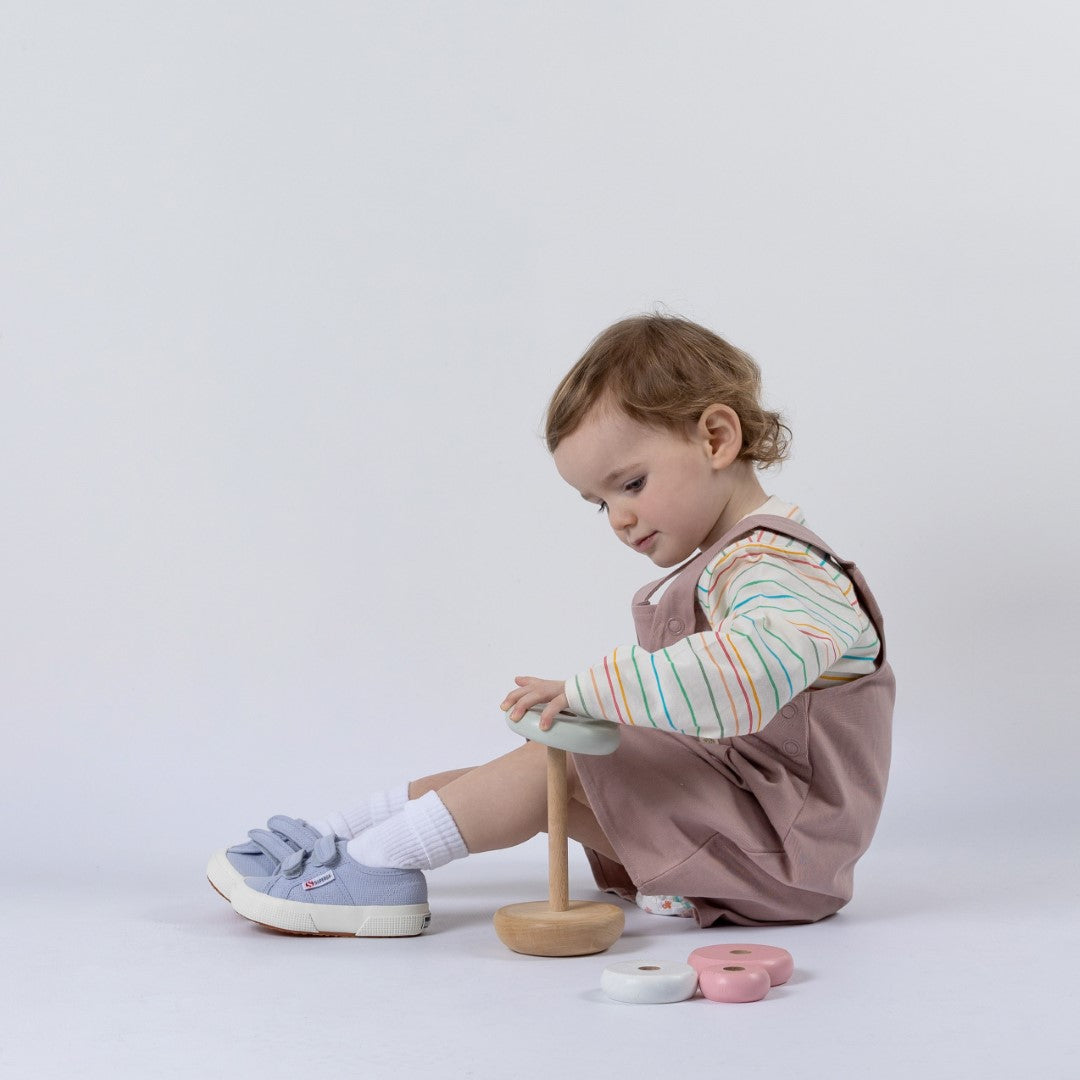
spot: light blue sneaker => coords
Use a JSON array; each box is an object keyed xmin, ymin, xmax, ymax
[
  {"xmin": 206, "ymin": 816, "xmax": 324, "ymax": 902},
  {"xmin": 230, "ymin": 836, "xmax": 431, "ymax": 937}
]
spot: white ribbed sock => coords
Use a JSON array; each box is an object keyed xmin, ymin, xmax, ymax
[
  {"xmin": 312, "ymin": 783, "xmax": 410, "ymax": 840},
  {"xmin": 346, "ymin": 790, "xmax": 469, "ymax": 871}
]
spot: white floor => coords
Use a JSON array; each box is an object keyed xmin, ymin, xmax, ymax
[{"xmin": 5, "ymin": 815, "xmax": 1077, "ymax": 1080}]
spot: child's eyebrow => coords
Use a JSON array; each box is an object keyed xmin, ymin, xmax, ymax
[
  {"xmin": 579, "ymin": 463, "xmax": 644, "ymax": 500},
  {"xmin": 603, "ymin": 463, "xmax": 643, "ymax": 485}
]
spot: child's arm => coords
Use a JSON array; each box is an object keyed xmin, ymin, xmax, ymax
[{"xmin": 563, "ymin": 546, "xmax": 878, "ymax": 740}]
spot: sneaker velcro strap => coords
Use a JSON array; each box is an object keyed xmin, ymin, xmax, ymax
[
  {"xmin": 281, "ymin": 847, "xmax": 307, "ymax": 877},
  {"xmin": 308, "ymin": 835, "xmax": 341, "ymax": 868},
  {"xmin": 267, "ymin": 815, "xmax": 322, "ymax": 850},
  {"xmin": 246, "ymin": 828, "xmax": 296, "ymax": 863}
]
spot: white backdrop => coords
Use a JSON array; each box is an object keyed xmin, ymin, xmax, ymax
[
  {"xmin": 2, "ymin": 0, "xmax": 1077, "ymax": 908},
  {"xmin": 4, "ymin": 5, "xmax": 1079, "ymax": 1078}
]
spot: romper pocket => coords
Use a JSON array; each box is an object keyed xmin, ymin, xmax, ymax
[{"xmin": 701, "ymin": 696, "xmax": 813, "ymax": 855}]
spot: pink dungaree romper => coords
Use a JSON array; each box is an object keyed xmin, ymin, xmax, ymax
[{"xmin": 573, "ymin": 514, "xmax": 896, "ymax": 926}]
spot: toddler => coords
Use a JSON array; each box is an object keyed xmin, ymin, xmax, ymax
[{"xmin": 207, "ymin": 314, "xmax": 894, "ymax": 934}]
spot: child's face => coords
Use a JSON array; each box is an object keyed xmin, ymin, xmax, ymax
[{"xmin": 553, "ymin": 403, "xmax": 750, "ymax": 567}]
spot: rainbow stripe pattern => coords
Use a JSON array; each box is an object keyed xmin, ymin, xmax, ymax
[{"xmin": 565, "ymin": 498, "xmax": 880, "ymax": 741}]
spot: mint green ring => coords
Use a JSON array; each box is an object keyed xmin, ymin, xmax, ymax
[{"xmin": 505, "ymin": 708, "xmax": 621, "ymax": 756}]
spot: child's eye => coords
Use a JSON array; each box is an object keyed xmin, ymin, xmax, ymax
[{"xmin": 625, "ymin": 476, "xmax": 645, "ymax": 493}]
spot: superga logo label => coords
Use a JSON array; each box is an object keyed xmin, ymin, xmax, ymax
[{"xmin": 302, "ymin": 870, "xmax": 335, "ymax": 891}]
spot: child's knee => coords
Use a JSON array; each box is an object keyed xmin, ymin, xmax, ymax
[{"xmin": 512, "ymin": 739, "xmax": 591, "ymax": 809}]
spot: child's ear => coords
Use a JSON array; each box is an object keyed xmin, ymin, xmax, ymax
[{"xmin": 697, "ymin": 404, "xmax": 743, "ymax": 469}]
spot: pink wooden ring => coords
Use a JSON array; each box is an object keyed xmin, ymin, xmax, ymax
[
  {"xmin": 688, "ymin": 943, "xmax": 793, "ymax": 986},
  {"xmin": 698, "ymin": 962, "xmax": 771, "ymax": 1003}
]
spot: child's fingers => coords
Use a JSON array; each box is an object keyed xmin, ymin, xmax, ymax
[
  {"xmin": 510, "ymin": 696, "xmax": 542, "ymax": 721},
  {"xmin": 501, "ymin": 679, "xmax": 566, "ymax": 722},
  {"xmin": 538, "ymin": 694, "xmax": 569, "ymax": 731},
  {"xmin": 501, "ymin": 681, "xmax": 531, "ymax": 704},
  {"xmin": 500, "ymin": 687, "xmax": 531, "ymax": 715},
  {"xmin": 503, "ymin": 690, "xmax": 537, "ymax": 721},
  {"xmin": 512, "ymin": 689, "xmax": 559, "ymax": 723},
  {"xmin": 500, "ymin": 678, "xmax": 534, "ymax": 708}
]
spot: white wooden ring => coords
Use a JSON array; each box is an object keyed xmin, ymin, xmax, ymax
[
  {"xmin": 601, "ymin": 960, "xmax": 698, "ymax": 1004},
  {"xmin": 505, "ymin": 708, "xmax": 621, "ymax": 756}
]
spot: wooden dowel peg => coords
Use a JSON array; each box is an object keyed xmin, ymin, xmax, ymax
[
  {"xmin": 547, "ymin": 747, "xmax": 569, "ymax": 912},
  {"xmin": 494, "ymin": 709, "xmax": 624, "ymax": 957}
]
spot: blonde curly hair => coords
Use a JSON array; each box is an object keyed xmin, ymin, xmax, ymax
[{"xmin": 545, "ymin": 314, "xmax": 791, "ymax": 468}]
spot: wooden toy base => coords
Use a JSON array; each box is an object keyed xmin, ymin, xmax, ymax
[{"xmin": 493, "ymin": 899, "xmax": 625, "ymax": 957}]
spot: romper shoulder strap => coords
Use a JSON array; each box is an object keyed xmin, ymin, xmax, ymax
[
  {"xmin": 631, "ymin": 514, "xmax": 851, "ymax": 608},
  {"xmin": 712, "ymin": 514, "xmax": 849, "ymax": 568}
]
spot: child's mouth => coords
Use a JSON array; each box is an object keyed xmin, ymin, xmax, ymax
[{"xmin": 634, "ymin": 532, "xmax": 658, "ymax": 551}]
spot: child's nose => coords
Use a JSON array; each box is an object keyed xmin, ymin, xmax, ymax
[{"xmin": 609, "ymin": 502, "xmax": 636, "ymax": 531}]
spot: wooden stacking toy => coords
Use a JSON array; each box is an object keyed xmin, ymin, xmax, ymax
[{"xmin": 494, "ymin": 708, "xmax": 625, "ymax": 957}]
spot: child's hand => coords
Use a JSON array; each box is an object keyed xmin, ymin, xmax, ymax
[{"xmin": 500, "ymin": 676, "xmax": 569, "ymax": 732}]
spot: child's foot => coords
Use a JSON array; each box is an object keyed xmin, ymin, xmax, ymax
[
  {"xmin": 635, "ymin": 892, "xmax": 695, "ymax": 918},
  {"xmin": 230, "ymin": 835, "xmax": 431, "ymax": 937},
  {"xmin": 206, "ymin": 816, "xmax": 325, "ymax": 901}
]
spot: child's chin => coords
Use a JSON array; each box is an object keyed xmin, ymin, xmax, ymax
[
  {"xmin": 650, "ymin": 539, "xmax": 703, "ymax": 567},
  {"xmin": 650, "ymin": 549, "xmax": 685, "ymax": 568}
]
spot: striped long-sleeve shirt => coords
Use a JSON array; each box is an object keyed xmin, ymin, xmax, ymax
[{"xmin": 564, "ymin": 498, "xmax": 881, "ymax": 741}]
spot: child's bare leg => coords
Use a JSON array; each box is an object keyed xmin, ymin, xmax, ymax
[
  {"xmin": 407, "ymin": 769, "xmax": 474, "ymax": 799},
  {"xmin": 434, "ymin": 741, "xmax": 619, "ymax": 861}
]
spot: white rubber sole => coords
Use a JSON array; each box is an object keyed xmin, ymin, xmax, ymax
[
  {"xmin": 206, "ymin": 849, "xmax": 245, "ymax": 902},
  {"xmin": 230, "ymin": 877, "xmax": 431, "ymax": 937}
]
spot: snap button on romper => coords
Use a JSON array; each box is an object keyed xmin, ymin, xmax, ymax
[{"xmin": 572, "ymin": 514, "xmax": 895, "ymax": 926}]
